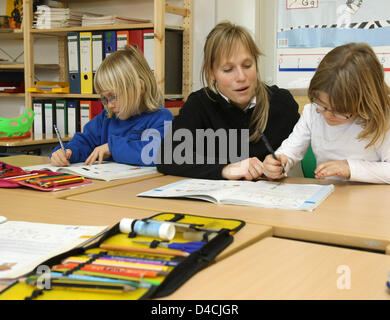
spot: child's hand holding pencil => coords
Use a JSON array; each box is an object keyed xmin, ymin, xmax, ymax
[
  {"xmin": 263, "ymin": 153, "xmax": 288, "ymax": 180},
  {"xmin": 51, "ymin": 124, "xmax": 72, "ymax": 167},
  {"xmin": 51, "ymin": 148, "xmax": 72, "ymax": 167}
]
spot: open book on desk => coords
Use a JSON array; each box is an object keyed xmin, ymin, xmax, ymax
[
  {"xmin": 0, "ymin": 220, "xmax": 107, "ymax": 279},
  {"xmin": 138, "ymin": 179, "xmax": 335, "ymax": 211},
  {"xmin": 22, "ymin": 162, "xmax": 157, "ymax": 181}
]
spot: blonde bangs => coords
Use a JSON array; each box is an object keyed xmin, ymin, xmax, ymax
[
  {"xmin": 202, "ymin": 22, "xmax": 260, "ymax": 91},
  {"xmin": 201, "ymin": 21, "xmax": 269, "ymax": 143}
]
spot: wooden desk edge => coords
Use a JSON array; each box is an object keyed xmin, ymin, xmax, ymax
[
  {"xmin": 57, "ymin": 172, "xmax": 163, "ymax": 199},
  {"xmin": 271, "ymin": 224, "xmax": 390, "ymax": 253},
  {"xmin": 216, "ymin": 226, "xmax": 274, "ymax": 262},
  {"xmin": 65, "ymin": 198, "xmax": 390, "ymax": 252}
]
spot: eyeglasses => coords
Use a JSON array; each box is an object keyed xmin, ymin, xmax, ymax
[
  {"xmin": 313, "ymin": 102, "xmax": 353, "ymax": 120},
  {"xmin": 101, "ymin": 95, "xmax": 118, "ymax": 106}
]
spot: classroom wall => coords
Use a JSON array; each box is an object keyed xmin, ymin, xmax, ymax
[
  {"xmin": 0, "ymin": 0, "xmax": 268, "ymax": 117},
  {"xmin": 215, "ymin": 0, "xmax": 255, "ymax": 34}
]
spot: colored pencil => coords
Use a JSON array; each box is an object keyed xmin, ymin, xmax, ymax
[{"xmin": 100, "ymin": 244, "xmax": 190, "ymax": 257}]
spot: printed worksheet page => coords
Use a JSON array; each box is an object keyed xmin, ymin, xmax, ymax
[{"xmin": 0, "ymin": 221, "xmax": 107, "ymax": 279}]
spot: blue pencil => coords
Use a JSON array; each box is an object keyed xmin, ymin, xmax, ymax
[{"xmin": 53, "ymin": 124, "xmax": 66, "ymax": 156}]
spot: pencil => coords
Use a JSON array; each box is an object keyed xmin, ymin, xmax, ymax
[
  {"xmin": 259, "ymin": 132, "xmax": 285, "ymax": 174},
  {"xmin": 54, "ymin": 124, "xmax": 66, "ymax": 156},
  {"xmin": 100, "ymin": 244, "xmax": 190, "ymax": 257}
]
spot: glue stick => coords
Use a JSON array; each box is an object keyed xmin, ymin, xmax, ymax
[{"xmin": 119, "ymin": 218, "xmax": 175, "ymax": 240}]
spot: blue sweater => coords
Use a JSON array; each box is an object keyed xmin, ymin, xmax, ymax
[{"xmin": 53, "ymin": 108, "xmax": 173, "ymax": 166}]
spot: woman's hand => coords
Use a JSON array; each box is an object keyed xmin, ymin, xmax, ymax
[
  {"xmin": 263, "ymin": 154, "xmax": 288, "ymax": 179},
  {"xmin": 84, "ymin": 143, "xmax": 111, "ymax": 165},
  {"xmin": 315, "ymin": 160, "xmax": 350, "ymax": 179},
  {"xmin": 222, "ymin": 157, "xmax": 263, "ymax": 181},
  {"xmin": 50, "ymin": 149, "xmax": 72, "ymax": 167}
]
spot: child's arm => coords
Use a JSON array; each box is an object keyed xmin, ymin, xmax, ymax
[
  {"xmin": 347, "ymin": 161, "xmax": 390, "ymax": 184},
  {"xmin": 274, "ymin": 104, "xmax": 312, "ymax": 172},
  {"xmin": 51, "ymin": 113, "xmax": 104, "ymax": 163},
  {"xmin": 108, "ymin": 109, "xmax": 173, "ymax": 166},
  {"xmin": 317, "ymin": 133, "xmax": 390, "ymax": 184},
  {"xmin": 347, "ymin": 159, "xmax": 390, "ymax": 184},
  {"xmin": 347, "ymin": 131, "xmax": 390, "ymax": 184}
]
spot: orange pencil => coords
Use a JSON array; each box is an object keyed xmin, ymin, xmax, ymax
[
  {"xmin": 81, "ymin": 264, "xmax": 161, "ymax": 278},
  {"xmin": 10, "ymin": 173, "xmax": 48, "ymax": 181}
]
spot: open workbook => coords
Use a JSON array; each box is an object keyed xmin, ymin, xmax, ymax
[
  {"xmin": 0, "ymin": 220, "xmax": 107, "ymax": 279},
  {"xmin": 138, "ymin": 179, "xmax": 335, "ymax": 211},
  {"xmin": 22, "ymin": 162, "xmax": 157, "ymax": 181}
]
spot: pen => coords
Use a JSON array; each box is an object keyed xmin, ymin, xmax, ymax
[
  {"xmin": 133, "ymin": 240, "xmax": 206, "ymax": 254},
  {"xmin": 259, "ymin": 132, "xmax": 285, "ymax": 174},
  {"xmin": 53, "ymin": 124, "xmax": 66, "ymax": 156}
]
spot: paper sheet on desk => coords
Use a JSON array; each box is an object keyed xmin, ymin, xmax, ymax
[
  {"xmin": 22, "ymin": 161, "xmax": 157, "ymax": 181},
  {"xmin": 0, "ymin": 221, "xmax": 107, "ymax": 279}
]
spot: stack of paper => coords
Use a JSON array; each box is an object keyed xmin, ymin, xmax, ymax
[
  {"xmin": 82, "ymin": 15, "xmax": 150, "ymax": 26},
  {"xmin": 33, "ymin": 5, "xmax": 100, "ymax": 29}
]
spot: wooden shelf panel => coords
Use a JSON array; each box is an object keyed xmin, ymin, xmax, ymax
[
  {"xmin": 0, "ymin": 29, "xmax": 23, "ymax": 40},
  {"xmin": 30, "ymin": 23, "xmax": 184, "ymax": 36},
  {"xmin": 30, "ymin": 93, "xmax": 183, "ymax": 99},
  {"xmin": 165, "ymin": 94, "xmax": 184, "ymax": 100},
  {"xmin": 0, "ymin": 133, "xmax": 72, "ymax": 147},
  {"xmin": 31, "ymin": 23, "xmax": 155, "ymax": 36},
  {"xmin": 0, "ymin": 64, "xmax": 59, "ymax": 70},
  {"xmin": 0, "ymin": 93, "xmax": 25, "ymax": 97},
  {"xmin": 31, "ymin": 93, "xmax": 100, "ymax": 99},
  {"xmin": 0, "ymin": 63, "xmax": 24, "ymax": 69}
]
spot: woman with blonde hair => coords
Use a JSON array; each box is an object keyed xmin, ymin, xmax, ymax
[
  {"xmin": 157, "ymin": 21, "xmax": 299, "ymax": 180},
  {"xmin": 51, "ymin": 45, "xmax": 173, "ymax": 166},
  {"xmin": 263, "ymin": 42, "xmax": 390, "ymax": 183}
]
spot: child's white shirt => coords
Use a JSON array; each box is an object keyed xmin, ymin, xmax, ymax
[{"xmin": 276, "ymin": 104, "xmax": 390, "ymax": 184}]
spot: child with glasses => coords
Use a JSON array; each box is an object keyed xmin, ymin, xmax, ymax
[
  {"xmin": 263, "ymin": 42, "xmax": 390, "ymax": 183},
  {"xmin": 50, "ymin": 45, "xmax": 173, "ymax": 166}
]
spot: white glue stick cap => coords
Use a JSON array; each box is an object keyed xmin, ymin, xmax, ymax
[
  {"xmin": 159, "ymin": 222, "xmax": 175, "ymax": 240},
  {"xmin": 119, "ymin": 218, "xmax": 134, "ymax": 234}
]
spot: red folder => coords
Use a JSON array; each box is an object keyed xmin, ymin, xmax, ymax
[
  {"xmin": 90, "ymin": 101, "xmax": 103, "ymax": 120},
  {"xmin": 130, "ymin": 30, "xmax": 144, "ymax": 53}
]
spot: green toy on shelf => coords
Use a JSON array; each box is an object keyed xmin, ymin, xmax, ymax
[{"xmin": 0, "ymin": 109, "xmax": 34, "ymax": 139}]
